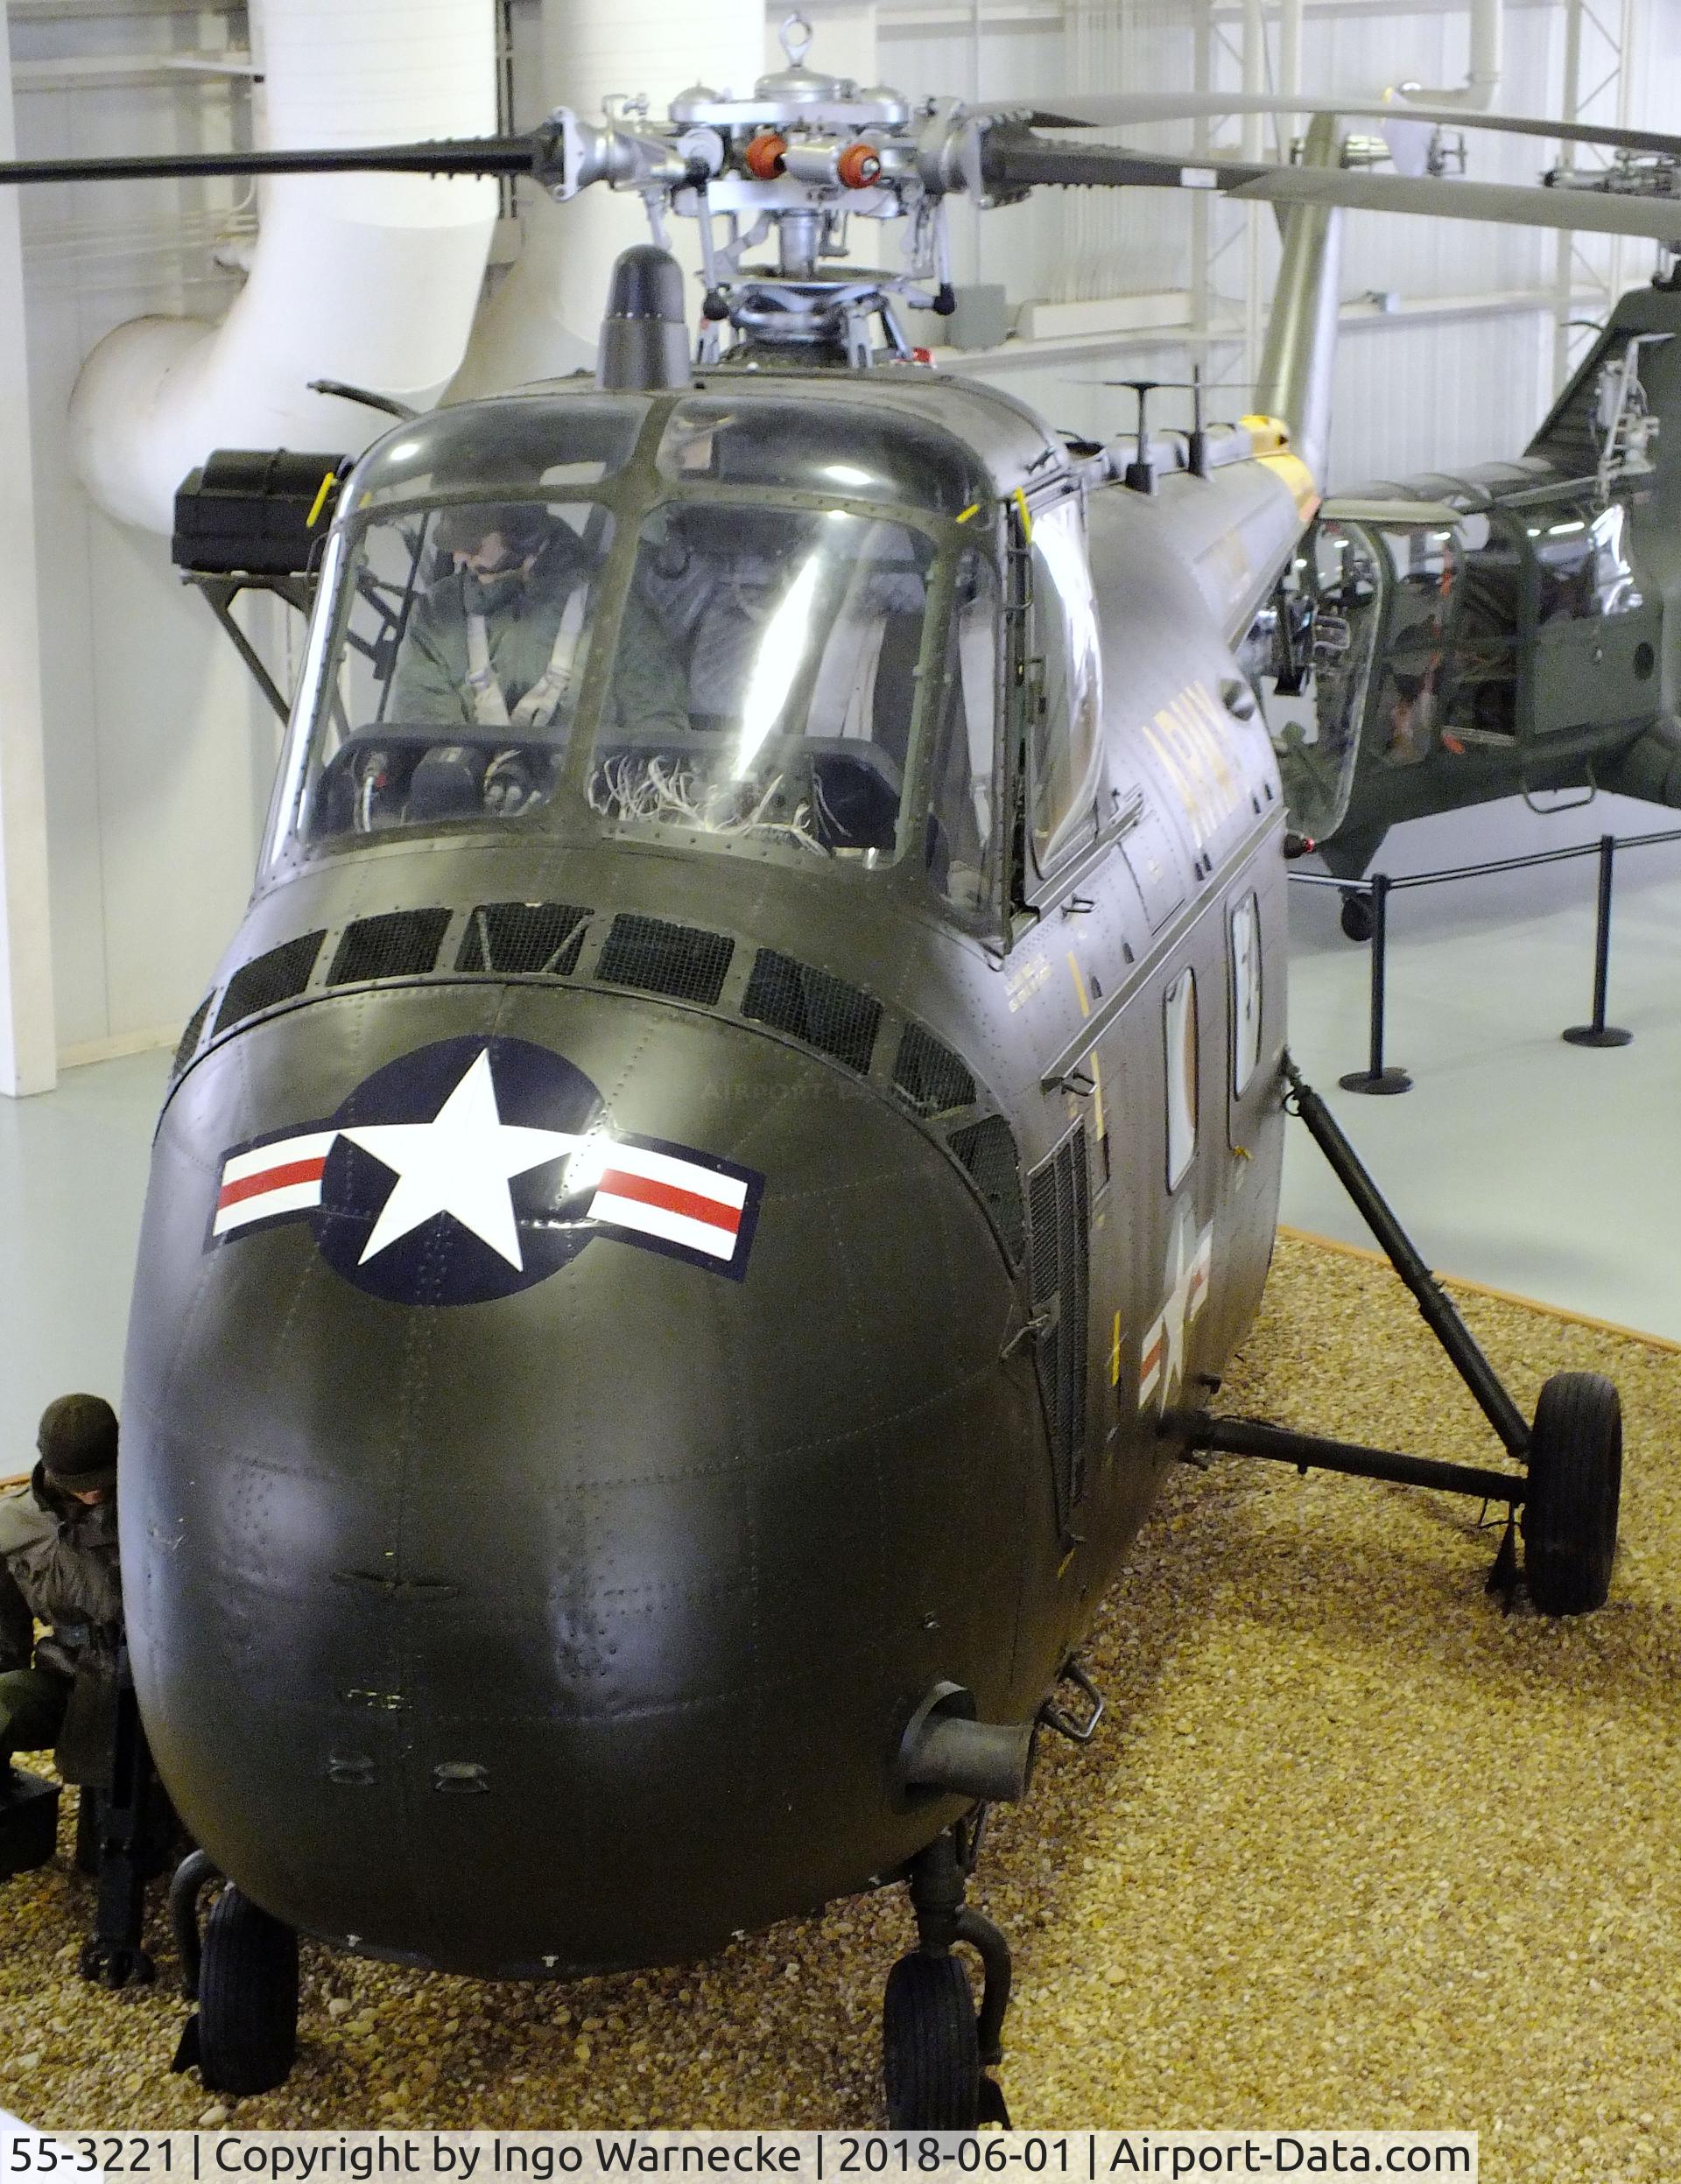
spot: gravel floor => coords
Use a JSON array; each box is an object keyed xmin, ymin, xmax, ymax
[{"xmin": 3, "ymin": 1232, "xmax": 1677, "ymax": 2175}]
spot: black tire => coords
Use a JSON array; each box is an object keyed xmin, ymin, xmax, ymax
[
  {"xmin": 197, "ymin": 1886, "xmax": 299, "ymax": 2095},
  {"xmin": 1523, "ymin": 1371, "xmax": 1622, "ymax": 1615},
  {"xmin": 883, "ymin": 1949, "xmax": 981, "ymax": 2130},
  {"xmin": 1340, "ymin": 891, "xmax": 1375, "ymax": 944}
]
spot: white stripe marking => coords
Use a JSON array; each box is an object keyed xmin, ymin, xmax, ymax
[{"xmin": 588, "ymin": 1190, "xmax": 741, "ymax": 1261}]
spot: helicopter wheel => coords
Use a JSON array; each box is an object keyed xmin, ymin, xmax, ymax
[
  {"xmin": 196, "ymin": 1886, "xmax": 299, "ymax": 2095},
  {"xmin": 1339, "ymin": 890, "xmax": 1375, "ymax": 944},
  {"xmin": 1522, "ymin": 1371, "xmax": 1622, "ymax": 1616},
  {"xmin": 883, "ymin": 1949, "xmax": 982, "ymax": 2129}
]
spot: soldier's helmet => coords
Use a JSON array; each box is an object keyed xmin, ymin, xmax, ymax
[{"xmin": 37, "ymin": 1394, "xmax": 119, "ymax": 1493}]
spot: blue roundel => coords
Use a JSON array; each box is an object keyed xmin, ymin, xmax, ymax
[{"xmin": 313, "ymin": 1035, "xmax": 607, "ymax": 1305}]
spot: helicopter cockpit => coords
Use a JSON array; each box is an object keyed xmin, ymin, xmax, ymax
[
  {"xmin": 269, "ymin": 392, "xmax": 1002, "ymax": 908},
  {"xmin": 1266, "ymin": 465, "xmax": 1656, "ymax": 842}
]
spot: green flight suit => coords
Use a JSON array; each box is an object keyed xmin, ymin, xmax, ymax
[{"xmin": 388, "ymin": 534, "xmax": 690, "ymax": 739}]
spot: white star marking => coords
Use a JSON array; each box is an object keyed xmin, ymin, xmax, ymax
[
  {"xmin": 342, "ymin": 1050, "xmax": 580, "ymax": 1271},
  {"xmin": 1142, "ymin": 1211, "xmax": 1213, "ymax": 1410}
]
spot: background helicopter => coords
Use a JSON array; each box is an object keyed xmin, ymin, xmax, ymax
[
  {"xmin": 1041, "ymin": 90, "xmax": 1681, "ymax": 930},
  {"xmin": 0, "ymin": 19, "xmax": 1660, "ymax": 2131}
]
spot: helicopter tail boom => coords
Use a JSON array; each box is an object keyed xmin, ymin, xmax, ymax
[{"xmin": 1252, "ymin": 114, "xmax": 1344, "ymax": 492}]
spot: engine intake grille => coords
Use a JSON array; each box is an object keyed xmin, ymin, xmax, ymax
[
  {"xmin": 172, "ymin": 994, "xmax": 214, "ymax": 1078},
  {"xmin": 328, "ymin": 909, "xmax": 452, "ymax": 987},
  {"xmin": 893, "ymin": 1022, "xmax": 976, "ymax": 1117},
  {"xmin": 742, "ymin": 950, "xmax": 881, "ymax": 1075},
  {"xmin": 457, "ymin": 901, "xmax": 592, "ymax": 978},
  {"xmin": 595, "ymin": 914, "xmax": 734, "ymax": 1007},
  {"xmin": 211, "ymin": 931, "xmax": 326, "ymax": 1038},
  {"xmin": 1026, "ymin": 1126, "xmax": 1091, "ymax": 1524},
  {"xmin": 948, "ymin": 1115, "xmax": 1024, "ymax": 1261}
]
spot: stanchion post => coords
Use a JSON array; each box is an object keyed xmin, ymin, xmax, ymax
[
  {"xmin": 1564, "ymin": 834, "xmax": 1632, "ymax": 1049},
  {"xmin": 1340, "ymin": 873, "xmax": 1412, "ymax": 1094}
]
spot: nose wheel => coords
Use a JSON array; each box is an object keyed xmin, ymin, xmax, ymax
[
  {"xmin": 172, "ymin": 1879, "xmax": 299, "ymax": 2095},
  {"xmin": 883, "ymin": 1828, "xmax": 1012, "ymax": 2129}
]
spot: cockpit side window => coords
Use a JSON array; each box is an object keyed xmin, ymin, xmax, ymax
[
  {"xmin": 1028, "ymin": 499, "xmax": 1104, "ymax": 876},
  {"xmin": 926, "ymin": 548, "xmax": 1002, "ymax": 916}
]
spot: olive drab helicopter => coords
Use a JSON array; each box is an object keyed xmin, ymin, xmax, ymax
[{"xmin": 0, "ymin": 20, "xmax": 1661, "ymax": 2129}]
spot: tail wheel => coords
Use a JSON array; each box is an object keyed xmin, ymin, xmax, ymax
[
  {"xmin": 883, "ymin": 1949, "xmax": 981, "ymax": 2129},
  {"xmin": 1523, "ymin": 1371, "xmax": 1622, "ymax": 1615},
  {"xmin": 197, "ymin": 1886, "xmax": 299, "ymax": 2094}
]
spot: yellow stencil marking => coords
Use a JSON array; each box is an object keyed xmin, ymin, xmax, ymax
[
  {"xmin": 1014, "ymin": 488, "xmax": 1033, "ymax": 543},
  {"xmin": 1058, "ymin": 1543, "xmax": 1077, "ymax": 1577},
  {"xmin": 1066, "ymin": 952, "xmax": 1090, "ymax": 1017},
  {"xmin": 1109, "ymin": 1310, "xmax": 1122, "ymax": 1386},
  {"xmin": 956, "ymin": 502, "xmax": 981, "ymax": 524},
  {"xmin": 306, "ymin": 469, "xmax": 337, "ymax": 529},
  {"xmin": 1091, "ymin": 1051, "xmax": 1107, "ymax": 1141}
]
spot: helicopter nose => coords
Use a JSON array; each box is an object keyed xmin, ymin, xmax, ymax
[{"xmin": 124, "ymin": 977, "xmax": 1031, "ymax": 1974}]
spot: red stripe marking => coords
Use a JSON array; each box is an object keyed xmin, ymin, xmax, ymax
[
  {"xmin": 217, "ymin": 1155, "xmax": 327, "ymax": 1212},
  {"xmin": 596, "ymin": 1168, "xmax": 740, "ymax": 1235},
  {"xmin": 1141, "ymin": 1333, "xmax": 1164, "ymax": 1374}
]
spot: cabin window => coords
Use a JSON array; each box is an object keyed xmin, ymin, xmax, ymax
[
  {"xmin": 926, "ymin": 549, "xmax": 1001, "ymax": 916},
  {"xmin": 1164, "ymin": 966, "xmax": 1198, "ymax": 1190},
  {"xmin": 1230, "ymin": 896, "xmax": 1263, "ymax": 1096},
  {"xmin": 1028, "ymin": 499, "xmax": 1104, "ymax": 874}
]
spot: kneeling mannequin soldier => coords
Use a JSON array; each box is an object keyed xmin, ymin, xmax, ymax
[{"xmin": 0, "ymin": 1396, "xmax": 123, "ymax": 1821}]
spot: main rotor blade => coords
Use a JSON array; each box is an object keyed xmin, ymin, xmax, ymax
[
  {"xmin": 0, "ymin": 136, "xmax": 542, "ymax": 186},
  {"xmin": 1027, "ymin": 90, "xmax": 1681, "ymax": 166},
  {"xmin": 987, "ymin": 135, "xmax": 1681, "ymax": 245}
]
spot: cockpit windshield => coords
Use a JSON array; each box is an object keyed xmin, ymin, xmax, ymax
[
  {"xmin": 267, "ymin": 393, "xmax": 995, "ymax": 887},
  {"xmin": 589, "ymin": 502, "xmax": 935, "ymax": 862}
]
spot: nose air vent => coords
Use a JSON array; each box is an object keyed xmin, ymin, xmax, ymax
[
  {"xmin": 948, "ymin": 1116, "xmax": 1024, "ymax": 1262},
  {"xmin": 211, "ymin": 930, "xmax": 327, "ymax": 1038},
  {"xmin": 327, "ymin": 908, "xmax": 452, "ymax": 987},
  {"xmin": 457, "ymin": 901, "xmax": 592, "ymax": 977},
  {"xmin": 743, "ymin": 950, "xmax": 882, "ymax": 1073},
  {"xmin": 596, "ymin": 913, "xmax": 734, "ymax": 1007},
  {"xmin": 171, "ymin": 994, "xmax": 214, "ymax": 1078},
  {"xmin": 893, "ymin": 1023, "xmax": 976, "ymax": 1117}
]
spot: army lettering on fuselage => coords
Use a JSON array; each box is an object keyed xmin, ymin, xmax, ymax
[{"xmin": 1139, "ymin": 679, "xmax": 1246, "ymax": 850}]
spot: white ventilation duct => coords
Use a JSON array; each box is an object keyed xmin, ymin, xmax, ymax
[
  {"xmin": 1396, "ymin": 0, "xmax": 1502, "ymax": 110},
  {"xmin": 449, "ymin": 0, "xmax": 764, "ymax": 398},
  {"xmin": 70, "ymin": 0, "xmax": 499, "ymax": 535}
]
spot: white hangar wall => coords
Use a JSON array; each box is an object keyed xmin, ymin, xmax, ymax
[{"xmin": 4, "ymin": 0, "xmax": 1681, "ymax": 1080}]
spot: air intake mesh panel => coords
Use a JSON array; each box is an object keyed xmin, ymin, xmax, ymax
[
  {"xmin": 172, "ymin": 994, "xmax": 213, "ymax": 1077},
  {"xmin": 893, "ymin": 1022, "xmax": 976, "ymax": 1116},
  {"xmin": 328, "ymin": 909, "xmax": 451, "ymax": 987},
  {"xmin": 742, "ymin": 951, "xmax": 881, "ymax": 1074},
  {"xmin": 1026, "ymin": 1127, "xmax": 1091, "ymax": 1524},
  {"xmin": 595, "ymin": 914, "xmax": 734, "ymax": 1007},
  {"xmin": 212, "ymin": 930, "xmax": 325, "ymax": 1038},
  {"xmin": 457, "ymin": 902, "xmax": 592, "ymax": 977},
  {"xmin": 949, "ymin": 1116, "xmax": 1024, "ymax": 1261}
]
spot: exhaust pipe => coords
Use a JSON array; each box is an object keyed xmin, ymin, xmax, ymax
[{"xmin": 897, "ymin": 1682, "xmax": 1037, "ymax": 1805}]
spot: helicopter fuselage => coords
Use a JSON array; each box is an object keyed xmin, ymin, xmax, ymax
[{"xmin": 123, "ymin": 368, "xmax": 1303, "ymax": 1977}]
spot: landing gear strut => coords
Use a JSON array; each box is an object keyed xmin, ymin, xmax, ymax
[
  {"xmin": 883, "ymin": 1826, "xmax": 1012, "ymax": 2129},
  {"xmin": 1180, "ymin": 1056, "xmax": 1622, "ymax": 1613}
]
